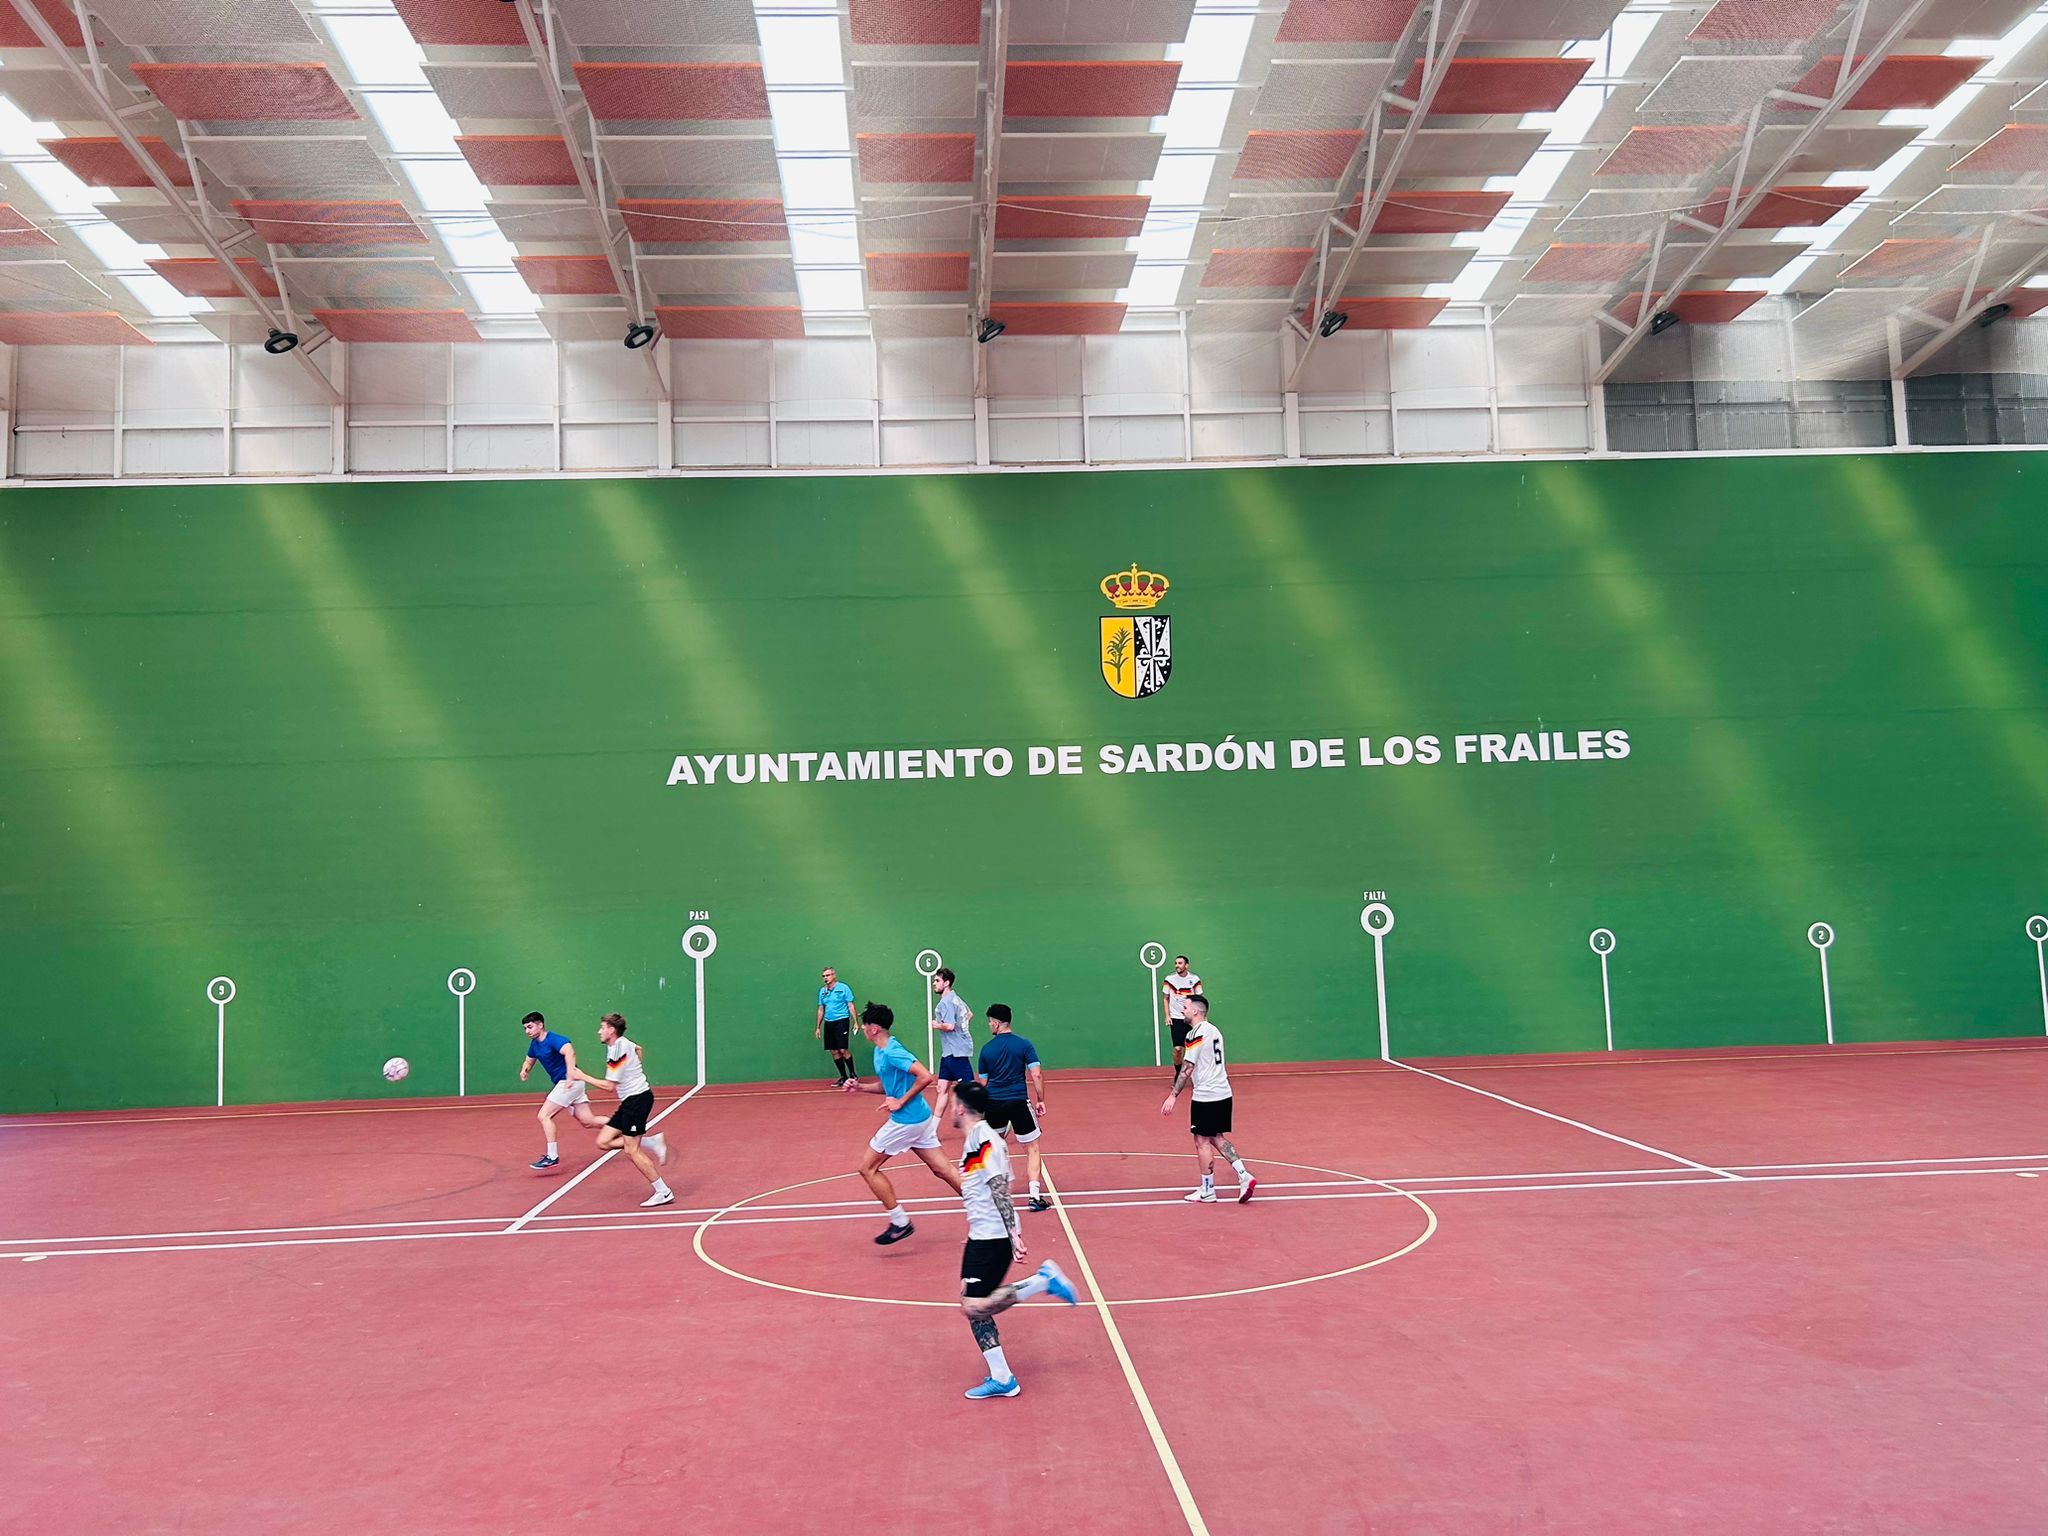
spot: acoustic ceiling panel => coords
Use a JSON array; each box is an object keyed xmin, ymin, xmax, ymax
[
  {"xmin": 574, "ymin": 64, "xmax": 771, "ymax": 122},
  {"xmin": 420, "ymin": 64, "xmax": 552, "ymax": 121},
  {"xmin": 1952, "ymin": 124, "xmax": 2048, "ymax": 175},
  {"xmin": 392, "ymin": 0, "xmax": 527, "ymax": 46},
  {"xmin": 1525, "ymin": 242, "xmax": 1648, "ymax": 283},
  {"xmin": 998, "ymin": 134, "xmax": 1164, "ymax": 183},
  {"xmin": 1612, "ymin": 289, "xmax": 1766, "ymax": 324},
  {"xmin": 1372, "ymin": 190, "xmax": 1510, "ymax": 235},
  {"xmin": 1838, "ymin": 237, "xmax": 1972, "ymax": 281},
  {"xmin": 281, "ymin": 258, "xmax": 461, "ymax": 307},
  {"xmin": 147, "ymin": 257, "xmax": 282, "ymax": 298},
  {"xmin": 849, "ymin": 0, "xmax": 981, "ymax": 45},
  {"xmin": 857, "ymin": 133, "xmax": 976, "ymax": 184},
  {"xmin": 1326, "ymin": 296, "xmax": 1448, "ymax": 327},
  {"xmin": 618, "ymin": 198, "xmax": 788, "ymax": 242},
  {"xmin": 40, "ymin": 137, "xmax": 192, "ymax": 189},
  {"xmin": 1691, "ymin": 183, "xmax": 1863, "ymax": 227},
  {"xmin": 640, "ymin": 254, "xmax": 800, "ymax": 294},
  {"xmin": 1396, "ymin": 57, "xmax": 1591, "ymax": 116},
  {"xmin": 0, "ymin": 0, "xmax": 85, "ymax": 47},
  {"xmin": 313, "ymin": 309, "xmax": 483, "ymax": 342},
  {"xmin": 131, "ymin": 63, "xmax": 359, "ymax": 123},
  {"xmin": 1789, "ymin": 55, "xmax": 1985, "ymax": 111},
  {"xmin": 0, "ymin": 206, "xmax": 57, "ymax": 248},
  {"xmin": 1275, "ymin": 0, "xmax": 1419, "ymax": 44},
  {"xmin": 1688, "ymin": 0, "xmax": 1838, "ymax": 41},
  {"xmin": 1258, "ymin": 61, "xmax": 1395, "ymax": 122},
  {"xmin": 190, "ymin": 137, "xmax": 395, "ymax": 195},
  {"xmin": 601, "ymin": 135, "xmax": 782, "ymax": 186},
  {"xmin": 1010, "ymin": 0, "xmax": 1197, "ymax": 46},
  {"xmin": 1345, "ymin": 246, "xmax": 1472, "ymax": 283},
  {"xmin": 1232, "ymin": 130, "xmax": 1362, "ymax": 182},
  {"xmin": 229, "ymin": 199, "xmax": 427, "ymax": 246},
  {"xmin": 90, "ymin": 0, "xmax": 318, "ymax": 46},
  {"xmin": 457, "ymin": 136, "xmax": 579, "ymax": 187},
  {"xmin": 1559, "ymin": 187, "xmax": 1693, "ymax": 238},
  {"xmin": 1004, "ymin": 63, "xmax": 1182, "ymax": 119},
  {"xmin": 993, "ymin": 250, "xmax": 1138, "ymax": 289},
  {"xmin": 0, "ymin": 311, "xmax": 149, "ymax": 344},
  {"xmin": 1200, "ymin": 247, "xmax": 1313, "ymax": 287},
  {"xmin": 995, "ymin": 196, "xmax": 1150, "ymax": 240},
  {"xmin": 1640, "ymin": 56, "xmax": 1800, "ymax": 116},
  {"xmin": 551, "ymin": 0, "xmax": 762, "ymax": 46},
  {"xmin": 1391, "ymin": 128, "xmax": 1546, "ymax": 179},
  {"xmin": 866, "ymin": 251, "xmax": 970, "ymax": 291},
  {"xmin": 513, "ymin": 256, "xmax": 619, "ymax": 295},
  {"xmin": 1597, "ymin": 125, "xmax": 1746, "ymax": 178},
  {"xmin": 0, "ymin": 261, "xmax": 110, "ymax": 303},
  {"xmin": 654, "ymin": 304, "xmax": 806, "ymax": 338},
  {"xmin": 987, "ymin": 301, "xmax": 1126, "ymax": 333}
]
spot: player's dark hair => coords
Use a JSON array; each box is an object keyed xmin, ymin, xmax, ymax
[
  {"xmin": 522, "ymin": 1011, "xmax": 545, "ymax": 1026},
  {"xmin": 860, "ymin": 1001, "xmax": 893, "ymax": 1030},
  {"xmin": 1186, "ymin": 995, "xmax": 1208, "ymax": 1014},
  {"xmin": 987, "ymin": 1003, "xmax": 1012, "ymax": 1025},
  {"xmin": 935, "ymin": 966, "xmax": 955, "ymax": 986},
  {"xmin": 1176, "ymin": 955, "xmax": 1189, "ymax": 964},
  {"xmin": 955, "ymin": 1081, "xmax": 991, "ymax": 1117},
  {"xmin": 601, "ymin": 1011, "xmax": 627, "ymax": 1034}
]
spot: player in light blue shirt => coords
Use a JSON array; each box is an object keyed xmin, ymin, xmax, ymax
[
  {"xmin": 815, "ymin": 966, "xmax": 858, "ymax": 1086},
  {"xmin": 844, "ymin": 1001, "xmax": 961, "ymax": 1244}
]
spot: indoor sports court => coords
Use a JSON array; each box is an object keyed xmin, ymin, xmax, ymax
[{"xmin": 5, "ymin": 0, "xmax": 2048, "ymax": 1531}]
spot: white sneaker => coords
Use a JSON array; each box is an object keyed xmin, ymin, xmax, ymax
[
  {"xmin": 1183, "ymin": 1187, "xmax": 1216, "ymax": 1203},
  {"xmin": 641, "ymin": 1188, "xmax": 675, "ymax": 1208},
  {"xmin": 645, "ymin": 1133, "xmax": 668, "ymax": 1166}
]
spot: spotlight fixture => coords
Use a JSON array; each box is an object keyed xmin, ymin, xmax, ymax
[
  {"xmin": 263, "ymin": 327, "xmax": 299, "ymax": 355},
  {"xmin": 1976, "ymin": 302, "xmax": 2012, "ymax": 330},
  {"xmin": 976, "ymin": 316, "xmax": 1005, "ymax": 344},
  {"xmin": 1317, "ymin": 309, "xmax": 1348, "ymax": 338},
  {"xmin": 1649, "ymin": 310, "xmax": 1680, "ymax": 336},
  {"xmin": 624, "ymin": 321, "xmax": 658, "ymax": 350}
]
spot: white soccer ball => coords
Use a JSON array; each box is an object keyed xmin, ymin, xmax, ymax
[{"xmin": 382, "ymin": 1057, "xmax": 410, "ymax": 1082}]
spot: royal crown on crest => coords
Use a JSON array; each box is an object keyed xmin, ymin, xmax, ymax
[{"xmin": 1101, "ymin": 564, "xmax": 1169, "ymax": 610}]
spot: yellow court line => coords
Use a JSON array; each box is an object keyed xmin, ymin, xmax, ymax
[{"xmin": 1041, "ymin": 1161, "xmax": 1209, "ymax": 1536}]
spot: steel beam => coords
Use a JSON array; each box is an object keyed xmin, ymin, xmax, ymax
[
  {"xmin": 971, "ymin": 0, "xmax": 1011, "ymax": 397},
  {"xmin": 507, "ymin": 0, "xmax": 668, "ymax": 400},
  {"xmin": 1594, "ymin": 0, "xmax": 1938, "ymax": 385},
  {"xmin": 1283, "ymin": 0, "xmax": 1480, "ymax": 391},
  {"xmin": 1896, "ymin": 228, "xmax": 2048, "ymax": 377},
  {"xmin": 6, "ymin": 0, "xmax": 343, "ymax": 404}
]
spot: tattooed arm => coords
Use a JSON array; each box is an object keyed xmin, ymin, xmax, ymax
[
  {"xmin": 988, "ymin": 1172, "xmax": 1027, "ymax": 1256},
  {"xmin": 1160, "ymin": 1061, "xmax": 1192, "ymax": 1114}
]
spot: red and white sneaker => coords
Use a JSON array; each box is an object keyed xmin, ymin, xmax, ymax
[{"xmin": 1237, "ymin": 1173, "xmax": 1257, "ymax": 1204}]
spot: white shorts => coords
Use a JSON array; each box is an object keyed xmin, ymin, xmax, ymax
[
  {"xmin": 544, "ymin": 1079, "xmax": 588, "ymax": 1110},
  {"xmin": 868, "ymin": 1117, "xmax": 941, "ymax": 1157}
]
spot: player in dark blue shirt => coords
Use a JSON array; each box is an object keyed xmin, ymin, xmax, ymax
[
  {"xmin": 520, "ymin": 1011, "xmax": 602, "ymax": 1170},
  {"xmin": 976, "ymin": 1005, "xmax": 1050, "ymax": 1211}
]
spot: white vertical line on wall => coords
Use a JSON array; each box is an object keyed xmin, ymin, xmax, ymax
[
  {"xmin": 222, "ymin": 339, "xmax": 236, "ymax": 477},
  {"xmin": 1482, "ymin": 303, "xmax": 1501, "ymax": 454},
  {"xmin": 1179, "ymin": 308, "xmax": 1193, "ymax": 462},
  {"xmin": 331, "ymin": 343, "xmax": 348, "ymax": 478},
  {"xmin": 444, "ymin": 343, "xmax": 456, "ymax": 474},
  {"xmin": 869, "ymin": 335, "xmax": 882, "ymax": 468},
  {"xmin": 1081, "ymin": 336, "xmax": 1094, "ymax": 464},
  {"xmin": 1583, "ymin": 323, "xmax": 1608, "ymax": 454},
  {"xmin": 551, "ymin": 338, "xmax": 564, "ymax": 474},
  {"xmin": 111, "ymin": 348, "xmax": 124, "ymax": 480}
]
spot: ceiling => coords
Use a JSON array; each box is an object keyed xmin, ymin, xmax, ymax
[{"xmin": 0, "ymin": 0, "xmax": 2043, "ymax": 381}]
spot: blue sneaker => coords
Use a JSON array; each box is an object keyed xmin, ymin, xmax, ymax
[
  {"xmin": 530, "ymin": 1154, "xmax": 560, "ymax": 1170},
  {"xmin": 965, "ymin": 1376, "xmax": 1020, "ymax": 1400},
  {"xmin": 1037, "ymin": 1260, "xmax": 1078, "ymax": 1305}
]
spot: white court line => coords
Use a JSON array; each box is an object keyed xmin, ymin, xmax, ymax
[
  {"xmin": 1391, "ymin": 1059, "xmax": 1743, "ymax": 1180},
  {"xmin": 1040, "ymin": 1163, "xmax": 1209, "ymax": 1536},
  {"xmin": 502, "ymin": 1084, "xmax": 702, "ymax": 1233},
  {"xmin": 10, "ymin": 1161, "xmax": 2048, "ymax": 1261},
  {"xmin": 6, "ymin": 1153, "xmax": 2042, "ymax": 1249}
]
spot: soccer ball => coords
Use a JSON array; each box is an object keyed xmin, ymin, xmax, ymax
[{"xmin": 382, "ymin": 1057, "xmax": 410, "ymax": 1082}]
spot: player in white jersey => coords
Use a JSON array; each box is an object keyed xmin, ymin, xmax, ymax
[
  {"xmin": 567, "ymin": 1012, "xmax": 674, "ymax": 1208},
  {"xmin": 1159, "ymin": 995, "xmax": 1256, "ymax": 1203},
  {"xmin": 952, "ymin": 1081, "xmax": 1078, "ymax": 1399},
  {"xmin": 1162, "ymin": 955, "xmax": 1202, "ymax": 1079}
]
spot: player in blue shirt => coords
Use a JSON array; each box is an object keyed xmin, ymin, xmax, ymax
[
  {"xmin": 815, "ymin": 966, "xmax": 858, "ymax": 1086},
  {"xmin": 519, "ymin": 1011, "xmax": 602, "ymax": 1170},
  {"xmin": 844, "ymin": 1001, "xmax": 962, "ymax": 1244}
]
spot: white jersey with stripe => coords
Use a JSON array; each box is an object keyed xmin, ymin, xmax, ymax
[
  {"xmin": 1182, "ymin": 1020, "xmax": 1230, "ymax": 1102},
  {"xmin": 1163, "ymin": 971, "xmax": 1201, "ymax": 1020},
  {"xmin": 605, "ymin": 1036, "xmax": 649, "ymax": 1098},
  {"xmin": 958, "ymin": 1121, "xmax": 1015, "ymax": 1241}
]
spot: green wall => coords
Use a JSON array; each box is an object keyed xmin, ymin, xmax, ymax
[{"xmin": 3, "ymin": 451, "xmax": 2046, "ymax": 1113}]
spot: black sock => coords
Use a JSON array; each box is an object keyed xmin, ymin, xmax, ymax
[{"xmin": 837, "ymin": 1057, "xmax": 852, "ymax": 1081}]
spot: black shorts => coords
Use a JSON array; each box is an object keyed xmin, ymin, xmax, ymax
[
  {"xmin": 1170, "ymin": 1019, "xmax": 1193, "ymax": 1048},
  {"xmin": 937, "ymin": 1056, "xmax": 973, "ymax": 1082},
  {"xmin": 821, "ymin": 1018, "xmax": 850, "ymax": 1051},
  {"xmin": 983, "ymin": 1098, "xmax": 1039, "ymax": 1142},
  {"xmin": 960, "ymin": 1236, "xmax": 1014, "ymax": 1299},
  {"xmin": 608, "ymin": 1090, "xmax": 655, "ymax": 1137},
  {"xmin": 1189, "ymin": 1096, "xmax": 1232, "ymax": 1139}
]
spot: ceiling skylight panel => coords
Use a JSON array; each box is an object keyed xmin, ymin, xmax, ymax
[{"xmin": 755, "ymin": 0, "xmax": 861, "ymax": 323}]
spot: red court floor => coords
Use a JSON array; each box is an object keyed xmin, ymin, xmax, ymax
[{"xmin": 5, "ymin": 1040, "xmax": 2048, "ymax": 1534}]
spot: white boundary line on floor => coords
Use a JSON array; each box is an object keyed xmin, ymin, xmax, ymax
[
  {"xmin": 501, "ymin": 1085, "xmax": 701, "ymax": 1233},
  {"xmin": 1039, "ymin": 1163, "xmax": 1210, "ymax": 1536},
  {"xmin": 1390, "ymin": 1059, "xmax": 1743, "ymax": 1179},
  {"xmin": 9, "ymin": 1159, "xmax": 2047, "ymax": 1262}
]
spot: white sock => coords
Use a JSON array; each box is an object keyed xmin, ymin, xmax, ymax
[
  {"xmin": 1231, "ymin": 1158, "xmax": 1248, "ymax": 1179},
  {"xmin": 889, "ymin": 1208, "xmax": 909, "ymax": 1228},
  {"xmin": 1201, "ymin": 1173, "xmax": 1214, "ymax": 1192},
  {"xmin": 546, "ymin": 1141, "xmax": 558, "ymax": 1157},
  {"xmin": 1014, "ymin": 1273, "xmax": 1050, "ymax": 1301},
  {"xmin": 1028, "ymin": 1180, "xmax": 1040, "ymax": 1197},
  {"xmin": 652, "ymin": 1179, "xmax": 671, "ymax": 1197},
  {"xmin": 981, "ymin": 1345, "xmax": 1012, "ymax": 1381}
]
